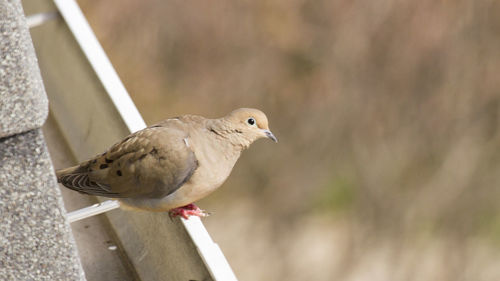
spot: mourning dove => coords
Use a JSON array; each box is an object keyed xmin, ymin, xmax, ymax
[{"xmin": 56, "ymin": 108, "xmax": 277, "ymax": 219}]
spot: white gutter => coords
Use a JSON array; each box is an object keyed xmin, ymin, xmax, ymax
[
  {"xmin": 67, "ymin": 200, "xmax": 121, "ymax": 223},
  {"xmin": 52, "ymin": 0, "xmax": 145, "ymax": 133},
  {"xmin": 52, "ymin": 1, "xmax": 237, "ymax": 280},
  {"xmin": 26, "ymin": 12, "xmax": 57, "ymax": 28}
]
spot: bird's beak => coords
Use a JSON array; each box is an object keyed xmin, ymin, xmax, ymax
[{"xmin": 262, "ymin": 129, "xmax": 278, "ymax": 143}]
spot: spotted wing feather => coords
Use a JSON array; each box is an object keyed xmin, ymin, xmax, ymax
[{"xmin": 56, "ymin": 120, "xmax": 199, "ymax": 199}]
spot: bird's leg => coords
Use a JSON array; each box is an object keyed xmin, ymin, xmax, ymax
[{"xmin": 169, "ymin": 204, "xmax": 209, "ymax": 219}]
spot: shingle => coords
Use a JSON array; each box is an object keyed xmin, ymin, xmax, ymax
[
  {"xmin": 0, "ymin": 129, "xmax": 86, "ymax": 280},
  {"xmin": 0, "ymin": 1, "xmax": 85, "ymax": 279},
  {"xmin": 0, "ymin": 0, "xmax": 48, "ymax": 138}
]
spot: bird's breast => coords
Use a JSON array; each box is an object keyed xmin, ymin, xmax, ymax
[
  {"xmin": 184, "ymin": 148, "xmax": 238, "ymax": 199},
  {"xmin": 151, "ymin": 135, "xmax": 241, "ymax": 209}
]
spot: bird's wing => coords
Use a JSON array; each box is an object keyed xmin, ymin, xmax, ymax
[{"xmin": 57, "ymin": 121, "xmax": 198, "ymax": 198}]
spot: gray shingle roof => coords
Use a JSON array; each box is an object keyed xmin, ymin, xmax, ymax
[
  {"xmin": 0, "ymin": 0, "xmax": 85, "ymax": 279},
  {"xmin": 0, "ymin": 130, "xmax": 85, "ymax": 280},
  {"xmin": 0, "ymin": 0, "xmax": 48, "ymax": 138}
]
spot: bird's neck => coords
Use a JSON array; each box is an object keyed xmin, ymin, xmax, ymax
[{"xmin": 207, "ymin": 119, "xmax": 252, "ymax": 151}]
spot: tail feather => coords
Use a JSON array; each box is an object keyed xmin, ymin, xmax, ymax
[
  {"xmin": 56, "ymin": 165, "xmax": 84, "ymax": 181},
  {"xmin": 55, "ymin": 162, "xmax": 120, "ymax": 197}
]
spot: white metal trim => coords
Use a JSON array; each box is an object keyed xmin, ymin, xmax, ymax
[
  {"xmin": 26, "ymin": 12, "xmax": 57, "ymax": 28},
  {"xmin": 53, "ymin": 0, "xmax": 145, "ymax": 133},
  {"xmin": 183, "ymin": 217, "xmax": 238, "ymax": 281},
  {"xmin": 52, "ymin": 1, "xmax": 237, "ymax": 279},
  {"xmin": 67, "ymin": 200, "xmax": 121, "ymax": 223}
]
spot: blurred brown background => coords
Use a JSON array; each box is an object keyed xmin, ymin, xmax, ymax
[{"xmin": 78, "ymin": 0, "xmax": 500, "ymax": 280}]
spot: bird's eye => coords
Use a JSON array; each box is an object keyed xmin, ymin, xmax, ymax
[{"xmin": 247, "ymin": 117, "xmax": 256, "ymax": 126}]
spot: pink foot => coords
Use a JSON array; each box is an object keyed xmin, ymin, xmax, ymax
[{"xmin": 169, "ymin": 204, "xmax": 209, "ymax": 219}]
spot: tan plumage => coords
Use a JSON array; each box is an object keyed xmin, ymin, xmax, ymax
[{"xmin": 56, "ymin": 108, "xmax": 277, "ymax": 215}]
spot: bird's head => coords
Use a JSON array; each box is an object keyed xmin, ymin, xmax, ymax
[{"xmin": 223, "ymin": 108, "xmax": 278, "ymax": 147}]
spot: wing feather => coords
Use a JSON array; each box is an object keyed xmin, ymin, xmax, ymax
[{"xmin": 56, "ymin": 120, "xmax": 199, "ymax": 199}]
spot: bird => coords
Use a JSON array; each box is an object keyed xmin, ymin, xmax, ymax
[{"xmin": 56, "ymin": 108, "xmax": 277, "ymax": 219}]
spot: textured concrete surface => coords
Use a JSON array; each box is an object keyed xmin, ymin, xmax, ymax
[
  {"xmin": 0, "ymin": 130, "xmax": 85, "ymax": 280},
  {"xmin": 0, "ymin": 0, "xmax": 85, "ymax": 279},
  {"xmin": 0, "ymin": 0, "xmax": 48, "ymax": 138}
]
